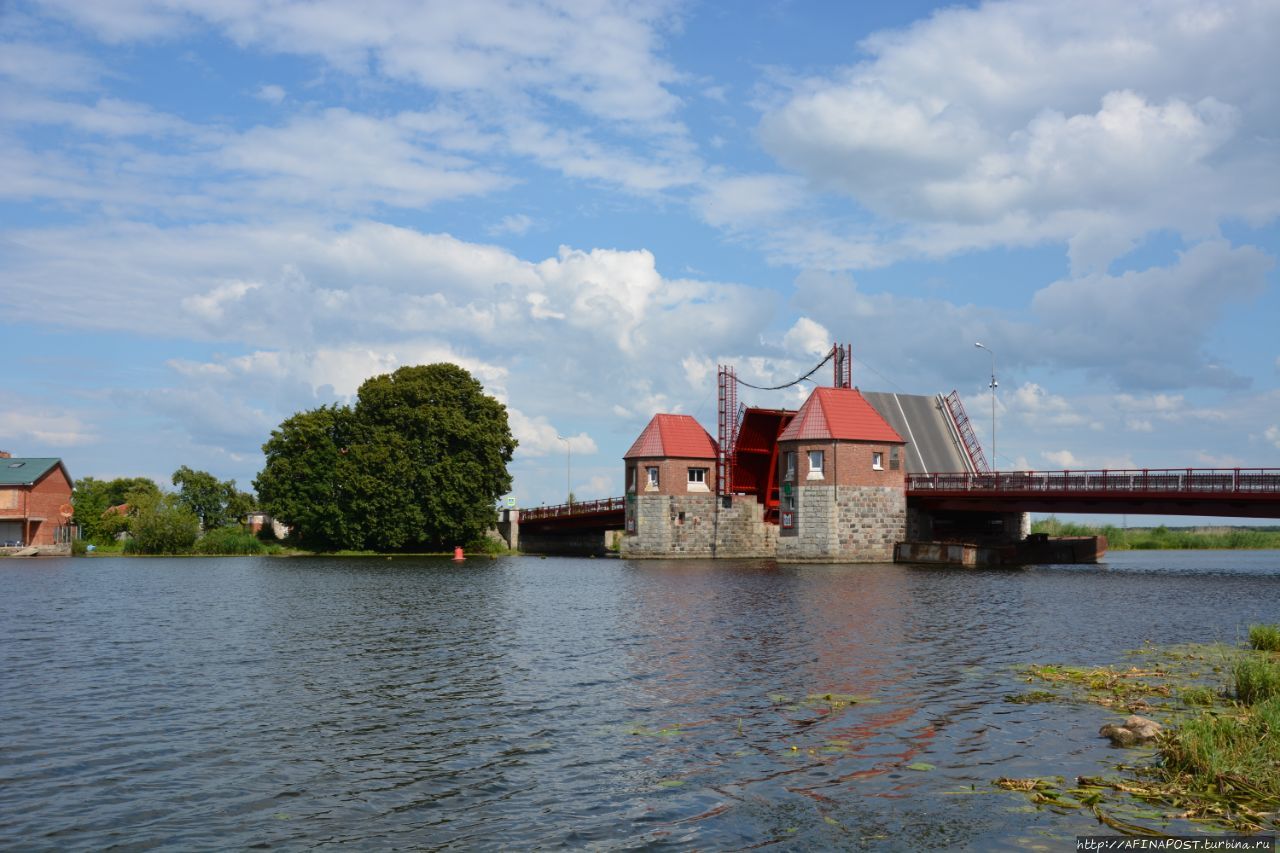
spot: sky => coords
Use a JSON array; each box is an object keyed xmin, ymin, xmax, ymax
[{"xmin": 3, "ymin": 0, "xmax": 1279, "ymax": 522}]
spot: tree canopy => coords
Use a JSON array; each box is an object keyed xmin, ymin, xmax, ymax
[
  {"xmin": 255, "ymin": 363, "xmax": 516, "ymax": 551},
  {"xmin": 73, "ymin": 476, "xmax": 162, "ymax": 543},
  {"xmin": 172, "ymin": 465, "xmax": 255, "ymax": 530}
]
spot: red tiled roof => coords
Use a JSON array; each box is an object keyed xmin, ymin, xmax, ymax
[
  {"xmin": 624, "ymin": 414, "xmax": 718, "ymax": 459},
  {"xmin": 777, "ymin": 387, "xmax": 905, "ymax": 443}
]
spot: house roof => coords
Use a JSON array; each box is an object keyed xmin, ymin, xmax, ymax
[
  {"xmin": 0, "ymin": 458, "xmax": 67, "ymax": 486},
  {"xmin": 777, "ymin": 387, "xmax": 905, "ymax": 444},
  {"xmin": 624, "ymin": 414, "xmax": 718, "ymax": 459}
]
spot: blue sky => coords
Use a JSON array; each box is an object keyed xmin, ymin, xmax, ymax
[{"xmin": 3, "ymin": 0, "xmax": 1279, "ymax": 522}]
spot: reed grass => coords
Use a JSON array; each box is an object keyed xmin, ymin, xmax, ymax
[
  {"xmin": 1031, "ymin": 518, "xmax": 1280, "ymax": 550},
  {"xmin": 1234, "ymin": 654, "xmax": 1280, "ymax": 704},
  {"xmin": 1248, "ymin": 624, "xmax": 1280, "ymax": 652}
]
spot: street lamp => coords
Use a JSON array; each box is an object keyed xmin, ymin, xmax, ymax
[
  {"xmin": 974, "ymin": 342, "xmax": 997, "ymax": 469},
  {"xmin": 557, "ymin": 435, "xmax": 572, "ymax": 506}
]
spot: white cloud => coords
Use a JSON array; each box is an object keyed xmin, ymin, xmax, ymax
[
  {"xmin": 758, "ymin": 0, "xmax": 1280, "ymax": 268},
  {"xmin": 217, "ymin": 108, "xmax": 511, "ymax": 209},
  {"xmin": 0, "ymin": 408, "xmax": 96, "ymax": 447},
  {"xmin": 1125, "ymin": 418, "xmax": 1153, "ymax": 433},
  {"xmin": 1006, "ymin": 382, "xmax": 1088, "ymax": 429},
  {"xmin": 506, "ymin": 409, "xmax": 597, "ymax": 458},
  {"xmin": 1027, "ymin": 241, "xmax": 1272, "ymax": 389},
  {"xmin": 695, "ymin": 173, "xmax": 806, "ymax": 229},
  {"xmin": 40, "ymin": 0, "xmax": 687, "ymax": 126},
  {"xmin": 0, "ymin": 42, "xmax": 103, "ymax": 90},
  {"xmin": 487, "ymin": 214, "xmax": 533, "ymax": 236},
  {"xmin": 782, "ymin": 317, "xmax": 831, "ymax": 358},
  {"xmin": 254, "ymin": 83, "xmax": 286, "ymax": 104},
  {"xmin": 1041, "ymin": 449, "xmax": 1080, "ymax": 468},
  {"xmin": 1266, "ymin": 426, "xmax": 1280, "ymax": 450}
]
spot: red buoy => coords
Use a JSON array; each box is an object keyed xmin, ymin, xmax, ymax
[{"xmin": 452, "ymin": 546, "xmax": 465, "ymax": 562}]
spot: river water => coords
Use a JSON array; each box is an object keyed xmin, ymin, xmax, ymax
[{"xmin": 2, "ymin": 552, "xmax": 1279, "ymax": 850}]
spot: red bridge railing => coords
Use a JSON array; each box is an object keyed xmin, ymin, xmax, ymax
[
  {"xmin": 907, "ymin": 468, "xmax": 1280, "ymax": 496},
  {"xmin": 520, "ymin": 496, "xmax": 627, "ymax": 522}
]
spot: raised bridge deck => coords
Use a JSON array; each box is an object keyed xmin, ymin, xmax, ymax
[{"xmin": 521, "ymin": 468, "xmax": 1280, "ymax": 527}]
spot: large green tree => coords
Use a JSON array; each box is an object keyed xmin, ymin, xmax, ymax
[
  {"xmin": 254, "ymin": 364, "xmax": 516, "ymax": 551},
  {"xmin": 253, "ymin": 404, "xmax": 359, "ymax": 551}
]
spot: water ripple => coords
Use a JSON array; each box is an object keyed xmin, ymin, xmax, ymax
[{"xmin": 2, "ymin": 553, "xmax": 1279, "ymax": 849}]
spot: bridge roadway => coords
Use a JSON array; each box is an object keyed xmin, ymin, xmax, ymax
[{"xmin": 521, "ymin": 468, "xmax": 1280, "ymax": 529}]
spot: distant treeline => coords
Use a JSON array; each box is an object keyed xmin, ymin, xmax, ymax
[{"xmin": 1032, "ymin": 517, "xmax": 1280, "ymax": 550}]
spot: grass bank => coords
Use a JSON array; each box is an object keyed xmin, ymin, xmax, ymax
[
  {"xmin": 997, "ymin": 625, "xmax": 1280, "ymax": 834},
  {"xmin": 1032, "ymin": 517, "xmax": 1280, "ymax": 550}
]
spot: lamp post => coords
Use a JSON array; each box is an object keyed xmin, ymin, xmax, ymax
[
  {"xmin": 557, "ymin": 435, "xmax": 571, "ymax": 506},
  {"xmin": 974, "ymin": 342, "xmax": 997, "ymax": 469}
]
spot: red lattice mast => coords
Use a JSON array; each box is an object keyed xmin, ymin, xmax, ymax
[{"xmin": 942, "ymin": 390, "xmax": 990, "ymax": 474}]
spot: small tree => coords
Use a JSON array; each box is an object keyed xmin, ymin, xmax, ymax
[{"xmin": 73, "ymin": 476, "xmax": 161, "ymax": 543}]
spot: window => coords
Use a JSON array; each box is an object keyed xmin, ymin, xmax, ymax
[
  {"xmin": 627, "ymin": 466, "xmax": 637, "ymax": 492},
  {"xmin": 646, "ymin": 466, "xmax": 660, "ymax": 489},
  {"xmin": 687, "ymin": 467, "xmax": 709, "ymax": 492},
  {"xmin": 807, "ymin": 450, "xmax": 824, "ymax": 479},
  {"xmin": 784, "ymin": 451, "xmax": 796, "ymax": 481},
  {"xmin": 890, "ymin": 447, "xmax": 901, "ymax": 471},
  {"xmin": 872, "ymin": 451, "xmax": 884, "ymax": 471}
]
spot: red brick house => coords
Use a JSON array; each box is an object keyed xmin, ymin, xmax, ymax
[{"xmin": 0, "ymin": 452, "xmax": 74, "ymax": 547}]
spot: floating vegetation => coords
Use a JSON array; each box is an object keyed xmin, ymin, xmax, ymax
[
  {"xmin": 1003, "ymin": 641, "xmax": 1280, "ymax": 835},
  {"xmin": 802, "ymin": 692, "xmax": 878, "ymax": 709},
  {"xmin": 906, "ymin": 762, "xmax": 936, "ymax": 772},
  {"xmin": 1003, "ymin": 690, "xmax": 1060, "ymax": 705},
  {"xmin": 626, "ymin": 723, "xmax": 684, "ymax": 738},
  {"xmin": 1177, "ymin": 686, "xmax": 1218, "ymax": 706},
  {"xmin": 1248, "ymin": 623, "xmax": 1280, "ymax": 652}
]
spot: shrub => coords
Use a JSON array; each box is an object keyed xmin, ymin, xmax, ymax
[
  {"xmin": 124, "ymin": 496, "xmax": 200, "ymax": 555},
  {"xmin": 1248, "ymin": 624, "xmax": 1280, "ymax": 653},
  {"xmin": 1234, "ymin": 654, "xmax": 1280, "ymax": 704},
  {"xmin": 1161, "ymin": 695, "xmax": 1280, "ymax": 798},
  {"xmin": 465, "ymin": 535, "xmax": 509, "ymax": 556},
  {"xmin": 193, "ymin": 526, "xmax": 267, "ymax": 555}
]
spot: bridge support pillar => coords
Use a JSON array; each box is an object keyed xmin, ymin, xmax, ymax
[
  {"xmin": 496, "ymin": 508, "xmax": 519, "ymax": 551},
  {"xmin": 905, "ymin": 507, "xmax": 1028, "ymax": 545}
]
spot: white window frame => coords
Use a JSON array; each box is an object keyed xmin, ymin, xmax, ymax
[
  {"xmin": 784, "ymin": 451, "xmax": 796, "ymax": 481},
  {"xmin": 872, "ymin": 451, "xmax": 884, "ymax": 471},
  {"xmin": 687, "ymin": 467, "xmax": 709, "ymax": 492},
  {"xmin": 807, "ymin": 450, "xmax": 825, "ymax": 480},
  {"xmin": 646, "ymin": 466, "xmax": 660, "ymax": 490}
]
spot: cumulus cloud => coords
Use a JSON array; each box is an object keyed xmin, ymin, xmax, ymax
[
  {"xmin": 1267, "ymin": 426, "xmax": 1280, "ymax": 450},
  {"xmin": 1041, "ymin": 449, "xmax": 1080, "ymax": 468},
  {"xmin": 782, "ymin": 317, "xmax": 831, "ymax": 358},
  {"xmin": 758, "ymin": 0, "xmax": 1280, "ymax": 268}
]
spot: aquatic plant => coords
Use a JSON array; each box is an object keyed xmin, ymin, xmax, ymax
[
  {"xmin": 1234, "ymin": 654, "xmax": 1280, "ymax": 704},
  {"xmin": 1248, "ymin": 623, "xmax": 1280, "ymax": 652}
]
